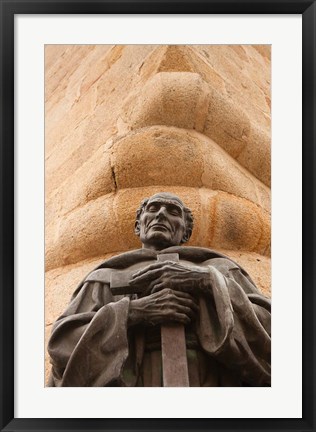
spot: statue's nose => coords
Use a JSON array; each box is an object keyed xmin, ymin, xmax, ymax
[{"xmin": 156, "ymin": 206, "xmax": 167, "ymax": 219}]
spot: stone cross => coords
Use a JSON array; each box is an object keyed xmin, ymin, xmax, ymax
[{"xmin": 110, "ymin": 252, "xmax": 189, "ymax": 387}]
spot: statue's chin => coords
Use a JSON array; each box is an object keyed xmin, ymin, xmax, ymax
[{"xmin": 142, "ymin": 232, "xmax": 175, "ymax": 250}]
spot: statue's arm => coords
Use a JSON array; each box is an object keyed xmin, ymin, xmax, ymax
[
  {"xmin": 48, "ymin": 281, "xmax": 131, "ymax": 387},
  {"xmin": 197, "ymin": 261, "xmax": 271, "ymax": 386}
]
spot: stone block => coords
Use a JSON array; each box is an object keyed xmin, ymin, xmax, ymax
[
  {"xmin": 46, "ymin": 145, "xmax": 114, "ymax": 226},
  {"xmin": 111, "ymin": 126, "xmax": 204, "ymax": 189},
  {"xmin": 205, "ymin": 191, "xmax": 270, "ymax": 255},
  {"xmin": 46, "ymin": 193, "xmax": 123, "ymax": 270},
  {"xmin": 111, "ymin": 126, "xmax": 270, "ymax": 211},
  {"xmin": 121, "ymin": 71, "xmax": 270, "ymax": 186}
]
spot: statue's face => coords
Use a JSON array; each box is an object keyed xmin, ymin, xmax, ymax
[{"xmin": 138, "ymin": 197, "xmax": 186, "ymax": 250}]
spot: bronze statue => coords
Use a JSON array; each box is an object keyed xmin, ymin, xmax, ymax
[{"xmin": 48, "ymin": 192, "xmax": 271, "ymax": 387}]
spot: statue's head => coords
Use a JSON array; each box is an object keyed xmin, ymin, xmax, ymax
[{"xmin": 135, "ymin": 192, "xmax": 194, "ymax": 250}]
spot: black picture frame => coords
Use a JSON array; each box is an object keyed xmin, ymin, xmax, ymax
[{"xmin": 1, "ymin": 1, "xmax": 315, "ymax": 431}]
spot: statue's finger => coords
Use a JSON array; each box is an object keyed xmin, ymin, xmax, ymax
[
  {"xmin": 131, "ymin": 264, "xmax": 161, "ymax": 279},
  {"xmin": 176, "ymin": 304, "xmax": 197, "ymax": 320},
  {"xmin": 151, "ymin": 282, "xmax": 165, "ymax": 293},
  {"xmin": 169, "ymin": 288, "xmax": 194, "ymax": 299},
  {"xmin": 131, "ymin": 261, "xmax": 177, "ymax": 279},
  {"xmin": 179, "ymin": 296, "xmax": 199, "ymax": 313},
  {"xmin": 171, "ymin": 289, "xmax": 199, "ymax": 309},
  {"xmin": 172, "ymin": 313, "xmax": 191, "ymax": 325},
  {"xmin": 130, "ymin": 268, "xmax": 162, "ymax": 284}
]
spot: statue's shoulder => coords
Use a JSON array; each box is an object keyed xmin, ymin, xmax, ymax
[
  {"xmin": 178, "ymin": 246, "xmax": 240, "ymax": 274},
  {"xmin": 200, "ymin": 257, "xmax": 240, "ymax": 276}
]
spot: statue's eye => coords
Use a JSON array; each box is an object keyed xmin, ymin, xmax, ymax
[
  {"xmin": 147, "ymin": 204, "xmax": 158, "ymax": 212},
  {"xmin": 169, "ymin": 206, "xmax": 182, "ymax": 216}
]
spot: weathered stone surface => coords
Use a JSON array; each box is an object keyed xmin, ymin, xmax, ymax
[
  {"xmin": 111, "ymin": 126, "xmax": 270, "ymax": 211},
  {"xmin": 46, "ymin": 144, "xmax": 114, "ymax": 226},
  {"xmin": 206, "ymin": 192, "xmax": 270, "ymax": 255},
  {"xmin": 46, "ymin": 125, "xmax": 270, "ymax": 229},
  {"xmin": 45, "ymin": 45, "xmax": 156, "ymax": 193},
  {"xmin": 111, "ymin": 126, "xmax": 204, "ymax": 188},
  {"xmin": 121, "ymin": 71, "xmax": 270, "ymax": 186},
  {"xmin": 139, "ymin": 46, "xmax": 271, "ymax": 133},
  {"xmin": 46, "ymin": 193, "xmax": 119, "ymax": 270},
  {"xmin": 45, "ymin": 45, "xmax": 270, "ymax": 195}
]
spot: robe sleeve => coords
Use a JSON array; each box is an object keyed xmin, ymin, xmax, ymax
[
  {"xmin": 48, "ymin": 281, "xmax": 131, "ymax": 387},
  {"xmin": 197, "ymin": 261, "xmax": 271, "ymax": 386}
]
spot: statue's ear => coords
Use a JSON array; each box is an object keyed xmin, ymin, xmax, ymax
[
  {"xmin": 181, "ymin": 228, "xmax": 192, "ymax": 244},
  {"xmin": 134, "ymin": 220, "xmax": 140, "ymax": 236}
]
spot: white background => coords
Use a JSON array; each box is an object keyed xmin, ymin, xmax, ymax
[{"xmin": 15, "ymin": 15, "xmax": 302, "ymax": 418}]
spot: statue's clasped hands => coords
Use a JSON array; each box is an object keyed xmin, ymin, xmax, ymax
[
  {"xmin": 130, "ymin": 260, "xmax": 210, "ymax": 296},
  {"xmin": 127, "ymin": 261, "xmax": 210, "ymax": 327}
]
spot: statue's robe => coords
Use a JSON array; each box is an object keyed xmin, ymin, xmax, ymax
[{"xmin": 47, "ymin": 246, "xmax": 271, "ymax": 387}]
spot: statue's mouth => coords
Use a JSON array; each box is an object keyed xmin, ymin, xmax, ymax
[{"xmin": 149, "ymin": 223, "xmax": 170, "ymax": 231}]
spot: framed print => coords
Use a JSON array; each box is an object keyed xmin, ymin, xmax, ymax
[{"xmin": 1, "ymin": 1, "xmax": 315, "ymax": 432}]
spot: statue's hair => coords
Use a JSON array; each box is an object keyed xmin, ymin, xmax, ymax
[{"xmin": 135, "ymin": 193, "xmax": 194, "ymax": 244}]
